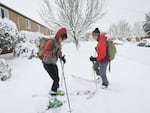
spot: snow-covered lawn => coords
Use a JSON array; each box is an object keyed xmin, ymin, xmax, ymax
[{"xmin": 0, "ymin": 41, "xmax": 150, "ymax": 113}]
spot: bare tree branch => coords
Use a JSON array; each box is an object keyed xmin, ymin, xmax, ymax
[{"xmin": 40, "ymin": 0, "xmax": 106, "ymax": 47}]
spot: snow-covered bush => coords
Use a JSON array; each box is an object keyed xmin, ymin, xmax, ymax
[
  {"xmin": 14, "ymin": 42, "xmax": 38, "ymax": 59},
  {"xmin": 0, "ymin": 59, "xmax": 11, "ymax": 81},
  {"xmin": 0, "ymin": 18, "xmax": 19, "ymax": 54},
  {"xmin": 14, "ymin": 31, "xmax": 44, "ymax": 59}
]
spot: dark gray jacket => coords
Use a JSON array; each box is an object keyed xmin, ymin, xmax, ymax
[{"xmin": 42, "ymin": 38, "xmax": 62, "ymax": 64}]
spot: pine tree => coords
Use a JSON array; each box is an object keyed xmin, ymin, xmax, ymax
[{"xmin": 143, "ymin": 12, "xmax": 150, "ymax": 35}]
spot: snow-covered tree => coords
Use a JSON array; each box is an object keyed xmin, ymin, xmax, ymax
[
  {"xmin": 117, "ymin": 20, "xmax": 131, "ymax": 38},
  {"xmin": 0, "ymin": 18, "xmax": 19, "ymax": 54},
  {"xmin": 132, "ymin": 21, "xmax": 145, "ymax": 37},
  {"xmin": 108, "ymin": 20, "xmax": 131, "ymax": 40},
  {"xmin": 40, "ymin": 0, "xmax": 106, "ymax": 48},
  {"xmin": 108, "ymin": 24, "xmax": 118, "ymax": 38},
  {"xmin": 143, "ymin": 12, "xmax": 150, "ymax": 35}
]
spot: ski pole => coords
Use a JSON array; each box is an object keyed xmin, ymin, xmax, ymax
[
  {"xmin": 60, "ymin": 63, "xmax": 64, "ymax": 87},
  {"xmin": 92, "ymin": 61, "xmax": 98, "ymax": 94},
  {"xmin": 60, "ymin": 55, "xmax": 65, "ymax": 87},
  {"xmin": 60, "ymin": 61, "xmax": 72, "ymax": 113}
]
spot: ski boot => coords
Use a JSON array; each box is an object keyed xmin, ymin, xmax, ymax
[
  {"xmin": 48, "ymin": 98, "xmax": 63, "ymax": 109},
  {"xmin": 56, "ymin": 89, "xmax": 65, "ymax": 96}
]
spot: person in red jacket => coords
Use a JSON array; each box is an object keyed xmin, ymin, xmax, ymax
[
  {"xmin": 90, "ymin": 28, "xmax": 110, "ymax": 88},
  {"xmin": 42, "ymin": 28, "xmax": 67, "ymax": 107}
]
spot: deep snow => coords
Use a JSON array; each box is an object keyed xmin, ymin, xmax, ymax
[{"xmin": 0, "ymin": 41, "xmax": 150, "ymax": 113}]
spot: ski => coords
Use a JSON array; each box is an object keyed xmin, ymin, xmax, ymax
[
  {"xmin": 32, "ymin": 90, "xmax": 65, "ymax": 98},
  {"xmin": 86, "ymin": 91, "xmax": 96, "ymax": 99},
  {"xmin": 70, "ymin": 90, "xmax": 91, "ymax": 96},
  {"xmin": 70, "ymin": 90, "xmax": 96, "ymax": 99},
  {"xmin": 33, "ymin": 90, "xmax": 95, "ymax": 98},
  {"xmin": 38, "ymin": 101, "xmax": 65, "ymax": 113},
  {"xmin": 71, "ymin": 75, "xmax": 100, "ymax": 83},
  {"xmin": 32, "ymin": 94, "xmax": 48, "ymax": 98},
  {"xmin": 38, "ymin": 105, "xmax": 62, "ymax": 113}
]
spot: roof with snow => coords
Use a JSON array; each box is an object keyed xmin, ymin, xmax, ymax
[{"xmin": 0, "ymin": 0, "xmax": 48, "ymax": 28}]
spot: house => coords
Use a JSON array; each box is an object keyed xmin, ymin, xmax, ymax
[{"xmin": 0, "ymin": 3, "xmax": 51, "ymax": 35}]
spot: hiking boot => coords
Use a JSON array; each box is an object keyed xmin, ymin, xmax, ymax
[
  {"xmin": 102, "ymin": 83, "xmax": 108, "ymax": 89},
  {"xmin": 48, "ymin": 98, "xmax": 63, "ymax": 109},
  {"xmin": 57, "ymin": 90, "xmax": 65, "ymax": 96}
]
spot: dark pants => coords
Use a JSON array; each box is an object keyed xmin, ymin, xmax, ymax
[{"xmin": 43, "ymin": 63, "xmax": 59, "ymax": 93}]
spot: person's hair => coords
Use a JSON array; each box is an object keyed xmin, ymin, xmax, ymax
[
  {"xmin": 61, "ymin": 33, "xmax": 67, "ymax": 40},
  {"xmin": 93, "ymin": 28, "xmax": 100, "ymax": 34}
]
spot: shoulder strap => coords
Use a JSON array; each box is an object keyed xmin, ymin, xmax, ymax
[
  {"xmin": 108, "ymin": 61, "xmax": 111, "ymax": 72},
  {"xmin": 49, "ymin": 38, "xmax": 56, "ymax": 50}
]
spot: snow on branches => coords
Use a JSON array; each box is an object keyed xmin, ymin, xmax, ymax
[
  {"xmin": 0, "ymin": 59, "xmax": 11, "ymax": 81},
  {"xmin": 14, "ymin": 31, "xmax": 44, "ymax": 59},
  {"xmin": 0, "ymin": 18, "xmax": 19, "ymax": 53}
]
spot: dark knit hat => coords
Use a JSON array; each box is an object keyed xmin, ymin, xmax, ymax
[{"xmin": 93, "ymin": 28, "xmax": 100, "ymax": 34}]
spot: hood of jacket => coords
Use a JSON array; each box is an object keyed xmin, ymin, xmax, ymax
[
  {"xmin": 100, "ymin": 33, "xmax": 107, "ymax": 41},
  {"xmin": 55, "ymin": 28, "xmax": 67, "ymax": 41}
]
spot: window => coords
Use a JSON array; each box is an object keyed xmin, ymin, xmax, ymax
[
  {"xmin": 26, "ymin": 19, "xmax": 31, "ymax": 29},
  {"xmin": 0, "ymin": 7, "xmax": 9, "ymax": 18}
]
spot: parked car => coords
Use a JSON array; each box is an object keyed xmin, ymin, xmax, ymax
[
  {"xmin": 137, "ymin": 40, "xmax": 147, "ymax": 47},
  {"xmin": 145, "ymin": 39, "xmax": 150, "ymax": 47}
]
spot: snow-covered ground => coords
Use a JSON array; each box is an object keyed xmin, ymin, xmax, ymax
[{"xmin": 0, "ymin": 41, "xmax": 150, "ymax": 113}]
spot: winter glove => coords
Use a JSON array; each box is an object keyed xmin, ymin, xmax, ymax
[
  {"xmin": 89, "ymin": 56, "xmax": 97, "ymax": 62},
  {"xmin": 60, "ymin": 55, "xmax": 66, "ymax": 64}
]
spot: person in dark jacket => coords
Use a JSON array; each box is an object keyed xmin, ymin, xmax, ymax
[
  {"xmin": 90, "ymin": 28, "xmax": 110, "ymax": 88},
  {"xmin": 42, "ymin": 28, "xmax": 67, "ymax": 107}
]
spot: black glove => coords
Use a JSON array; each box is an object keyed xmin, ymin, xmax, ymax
[
  {"xmin": 89, "ymin": 56, "xmax": 97, "ymax": 61},
  {"xmin": 60, "ymin": 55, "xmax": 66, "ymax": 64}
]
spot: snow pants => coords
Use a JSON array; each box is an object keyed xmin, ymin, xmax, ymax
[{"xmin": 43, "ymin": 63, "xmax": 59, "ymax": 93}]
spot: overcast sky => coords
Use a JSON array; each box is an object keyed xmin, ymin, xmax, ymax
[
  {"xmin": 1, "ymin": 0, "xmax": 150, "ymax": 31},
  {"xmin": 99, "ymin": 0, "xmax": 150, "ymax": 31}
]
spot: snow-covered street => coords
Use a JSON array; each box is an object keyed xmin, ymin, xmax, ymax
[{"xmin": 0, "ymin": 41, "xmax": 150, "ymax": 113}]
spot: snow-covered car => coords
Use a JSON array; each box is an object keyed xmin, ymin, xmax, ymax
[
  {"xmin": 145, "ymin": 39, "xmax": 150, "ymax": 47},
  {"xmin": 137, "ymin": 40, "xmax": 147, "ymax": 47},
  {"xmin": 0, "ymin": 59, "xmax": 11, "ymax": 81},
  {"xmin": 145, "ymin": 42, "xmax": 150, "ymax": 47}
]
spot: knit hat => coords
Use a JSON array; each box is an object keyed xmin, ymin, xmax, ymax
[{"xmin": 93, "ymin": 28, "xmax": 100, "ymax": 34}]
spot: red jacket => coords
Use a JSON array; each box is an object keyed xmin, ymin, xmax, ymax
[{"xmin": 96, "ymin": 33, "xmax": 110, "ymax": 63}]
